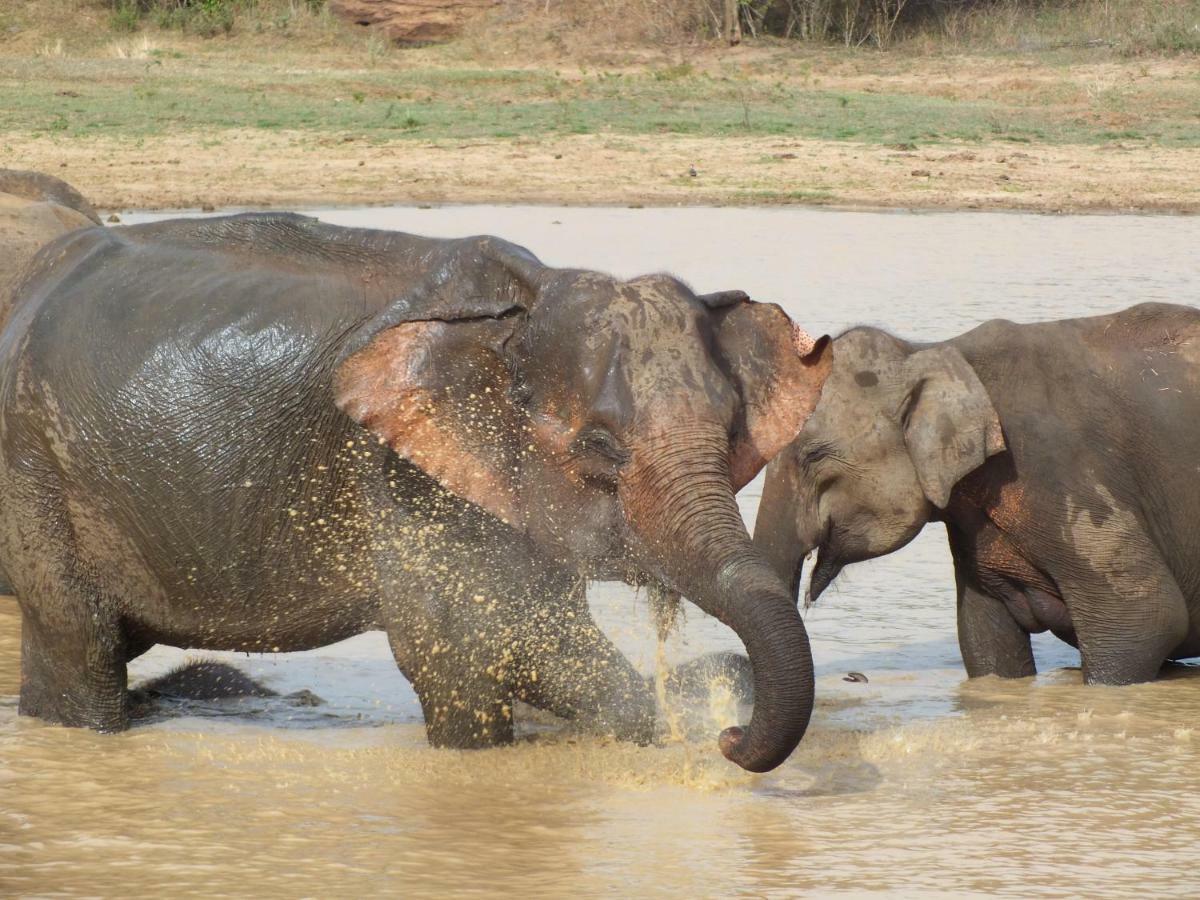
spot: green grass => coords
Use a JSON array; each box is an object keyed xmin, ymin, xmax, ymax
[{"xmin": 3, "ymin": 55, "xmax": 1200, "ymax": 149}]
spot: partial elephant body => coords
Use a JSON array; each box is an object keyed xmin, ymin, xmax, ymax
[
  {"xmin": 2, "ymin": 213, "xmax": 829, "ymax": 771},
  {"xmin": 0, "ymin": 169, "xmax": 101, "ymax": 225},
  {"xmin": 755, "ymin": 302, "xmax": 1200, "ymax": 686},
  {"xmin": 0, "ymin": 170, "xmax": 102, "ymax": 595},
  {"xmin": 0, "ymin": 218, "xmax": 645, "ymax": 745},
  {"xmin": 945, "ymin": 304, "xmax": 1200, "ymax": 682},
  {"xmin": 127, "ymin": 661, "xmax": 325, "ymax": 721},
  {"xmin": 0, "ymin": 169, "xmax": 99, "ymax": 328},
  {"xmin": 134, "ymin": 662, "xmax": 284, "ymax": 701}
]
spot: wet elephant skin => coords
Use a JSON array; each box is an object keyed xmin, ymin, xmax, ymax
[{"xmin": 0, "ymin": 213, "xmax": 828, "ymax": 772}]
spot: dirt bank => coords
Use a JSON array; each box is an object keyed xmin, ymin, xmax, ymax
[{"xmin": 8, "ymin": 130, "xmax": 1198, "ymax": 213}]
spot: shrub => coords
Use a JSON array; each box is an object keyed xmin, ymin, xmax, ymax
[
  {"xmin": 109, "ymin": 0, "xmax": 143, "ymax": 32},
  {"xmin": 541, "ymin": 0, "xmax": 1200, "ymax": 52},
  {"xmin": 103, "ymin": 0, "xmax": 251, "ymax": 37}
]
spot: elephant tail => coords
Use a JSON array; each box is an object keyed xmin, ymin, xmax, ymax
[{"xmin": 0, "ymin": 563, "xmax": 12, "ymax": 596}]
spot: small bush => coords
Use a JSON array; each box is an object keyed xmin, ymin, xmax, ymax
[
  {"xmin": 109, "ymin": 0, "xmax": 143, "ymax": 32},
  {"xmin": 103, "ymin": 0, "xmax": 256, "ymax": 37}
]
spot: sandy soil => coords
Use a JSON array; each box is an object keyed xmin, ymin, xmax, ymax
[{"xmin": 7, "ymin": 130, "xmax": 1198, "ymax": 214}]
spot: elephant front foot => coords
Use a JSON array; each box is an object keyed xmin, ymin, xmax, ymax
[
  {"xmin": 514, "ymin": 658, "xmax": 657, "ymax": 746},
  {"xmin": 413, "ymin": 674, "xmax": 516, "ymax": 749}
]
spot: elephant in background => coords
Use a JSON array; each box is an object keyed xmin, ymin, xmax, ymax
[
  {"xmin": 0, "ymin": 169, "xmax": 101, "ymax": 225},
  {"xmin": 754, "ymin": 303, "xmax": 1200, "ymax": 686},
  {"xmin": 0, "ymin": 213, "xmax": 830, "ymax": 771},
  {"xmin": 0, "ymin": 169, "xmax": 100, "ymax": 316},
  {"xmin": 127, "ymin": 661, "xmax": 324, "ymax": 720}
]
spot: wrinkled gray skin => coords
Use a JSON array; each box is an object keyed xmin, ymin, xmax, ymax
[
  {"xmin": 0, "ymin": 170, "xmax": 99, "ymax": 313},
  {"xmin": 0, "ymin": 213, "xmax": 826, "ymax": 772},
  {"xmin": 755, "ymin": 304, "xmax": 1200, "ymax": 686}
]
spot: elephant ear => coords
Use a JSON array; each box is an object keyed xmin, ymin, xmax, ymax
[
  {"xmin": 703, "ymin": 293, "xmax": 833, "ymax": 490},
  {"xmin": 901, "ymin": 345, "xmax": 1006, "ymax": 509},
  {"xmin": 333, "ymin": 238, "xmax": 544, "ymax": 529}
]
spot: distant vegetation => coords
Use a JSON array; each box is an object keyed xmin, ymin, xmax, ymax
[
  {"xmin": 87, "ymin": 0, "xmax": 1200, "ymax": 53},
  {"xmin": 105, "ymin": 0, "xmax": 325, "ymax": 37},
  {"xmin": 559, "ymin": 0, "xmax": 1200, "ymax": 52}
]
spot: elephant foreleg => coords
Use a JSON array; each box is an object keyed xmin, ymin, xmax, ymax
[
  {"xmin": 512, "ymin": 582, "xmax": 655, "ymax": 744},
  {"xmin": 387, "ymin": 629, "xmax": 515, "ymax": 749},
  {"xmin": 955, "ymin": 562, "xmax": 1036, "ymax": 679}
]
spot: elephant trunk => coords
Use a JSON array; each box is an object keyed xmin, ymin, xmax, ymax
[
  {"xmin": 621, "ymin": 422, "xmax": 814, "ymax": 773},
  {"xmin": 752, "ymin": 457, "xmax": 809, "ymax": 605}
]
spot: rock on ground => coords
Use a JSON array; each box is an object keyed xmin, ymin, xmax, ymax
[{"xmin": 328, "ymin": 0, "xmax": 500, "ymax": 43}]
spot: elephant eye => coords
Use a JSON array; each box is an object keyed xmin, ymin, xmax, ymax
[
  {"xmin": 800, "ymin": 442, "xmax": 833, "ymax": 472},
  {"xmin": 573, "ymin": 427, "xmax": 630, "ymax": 466}
]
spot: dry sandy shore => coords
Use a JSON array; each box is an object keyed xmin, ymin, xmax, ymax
[{"xmin": 8, "ymin": 130, "xmax": 1199, "ymax": 214}]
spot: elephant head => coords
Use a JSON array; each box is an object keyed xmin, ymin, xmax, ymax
[
  {"xmin": 754, "ymin": 327, "xmax": 1005, "ymax": 605},
  {"xmin": 334, "ymin": 237, "xmax": 831, "ymax": 772}
]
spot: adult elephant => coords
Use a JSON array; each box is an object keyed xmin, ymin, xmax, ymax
[
  {"xmin": 0, "ymin": 169, "xmax": 100, "ymax": 311},
  {"xmin": 754, "ymin": 304, "xmax": 1200, "ymax": 686},
  {"xmin": 0, "ymin": 213, "xmax": 830, "ymax": 772}
]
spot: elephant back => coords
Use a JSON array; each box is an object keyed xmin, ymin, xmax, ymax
[{"xmin": 0, "ymin": 169, "xmax": 101, "ymax": 225}]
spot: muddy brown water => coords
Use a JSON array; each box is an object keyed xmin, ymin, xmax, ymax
[{"xmin": 3, "ymin": 207, "xmax": 1200, "ymax": 897}]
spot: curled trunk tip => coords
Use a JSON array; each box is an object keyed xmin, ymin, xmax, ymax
[{"xmin": 623, "ymin": 423, "xmax": 816, "ymax": 773}]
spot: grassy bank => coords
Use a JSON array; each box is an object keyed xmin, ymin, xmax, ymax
[
  {"xmin": 7, "ymin": 54, "xmax": 1200, "ymax": 149},
  {"xmin": 0, "ymin": 0, "xmax": 1197, "ymax": 211}
]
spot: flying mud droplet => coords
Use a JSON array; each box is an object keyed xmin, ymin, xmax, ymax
[
  {"xmin": 843, "ymin": 672, "xmax": 869, "ymax": 684},
  {"xmin": 647, "ymin": 581, "xmax": 681, "ymax": 642}
]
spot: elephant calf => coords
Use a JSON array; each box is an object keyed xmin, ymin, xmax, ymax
[
  {"xmin": 0, "ymin": 213, "xmax": 829, "ymax": 772},
  {"xmin": 755, "ymin": 303, "xmax": 1200, "ymax": 686}
]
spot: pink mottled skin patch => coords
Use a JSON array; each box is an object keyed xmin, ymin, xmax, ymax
[{"xmin": 792, "ymin": 324, "xmax": 817, "ymax": 357}]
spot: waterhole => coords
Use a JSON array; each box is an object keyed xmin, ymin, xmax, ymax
[{"xmin": 2, "ymin": 206, "xmax": 1199, "ymax": 896}]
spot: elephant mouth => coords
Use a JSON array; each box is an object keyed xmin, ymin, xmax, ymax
[
  {"xmin": 577, "ymin": 540, "xmax": 658, "ymax": 587},
  {"xmin": 805, "ymin": 521, "xmax": 845, "ymax": 608},
  {"xmin": 583, "ymin": 558, "xmax": 648, "ymax": 583},
  {"xmin": 806, "ymin": 546, "xmax": 844, "ymax": 608}
]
